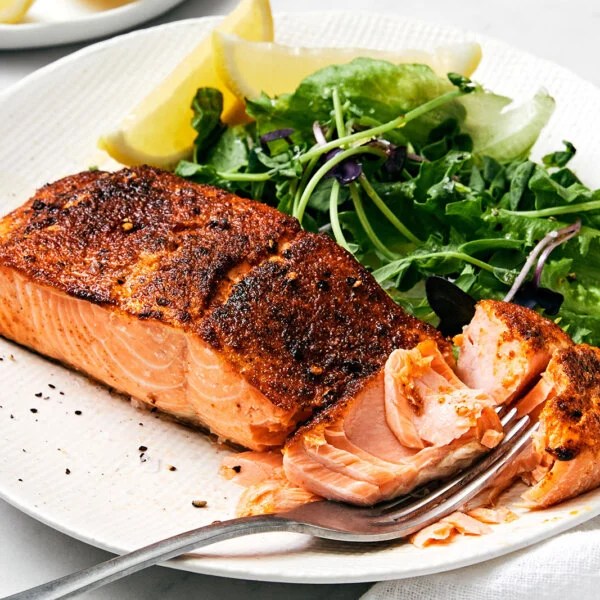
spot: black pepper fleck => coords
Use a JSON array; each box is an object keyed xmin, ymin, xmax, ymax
[
  {"xmin": 74, "ymin": 410, "xmax": 82, "ymax": 415},
  {"xmin": 34, "ymin": 392, "xmax": 42, "ymax": 398},
  {"xmin": 138, "ymin": 445, "xmax": 148, "ymax": 452},
  {"xmin": 232, "ymin": 465, "xmax": 242, "ymax": 473},
  {"xmin": 65, "ymin": 468, "xmax": 71, "ymax": 475},
  {"xmin": 30, "ymin": 408, "xmax": 38, "ymax": 413},
  {"xmin": 168, "ymin": 465, "xmax": 177, "ymax": 472}
]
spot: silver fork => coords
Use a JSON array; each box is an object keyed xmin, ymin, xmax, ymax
[{"xmin": 4, "ymin": 408, "xmax": 535, "ymax": 600}]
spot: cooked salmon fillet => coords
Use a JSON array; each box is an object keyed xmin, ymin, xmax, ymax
[
  {"xmin": 455, "ymin": 300, "xmax": 572, "ymax": 405},
  {"xmin": 517, "ymin": 344, "xmax": 600, "ymax": 508},
  {"xmin": 281, "ymin": 340, "xmax": 503, "ymax": 505},
  {"xmin": 0, "ymin": 166, "xmax": 443, "ymax": 450}
]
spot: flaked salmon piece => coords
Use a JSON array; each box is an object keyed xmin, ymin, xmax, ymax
[
  {"xmin": 385, "ymin": 340, "xmax": 498, "ymax": 448},
  {"xmin": 455, "ymin": 300, "xmax": 572, "ymax": 405},
  {"xmin": 236, "ymin": 473, "xmax": 321, "ymax": 517},
  {"xmin": 220, "ymin": 451, "xmax": 283, "ymax": 487},
  {"xmin": 221, "ymin": 451, "xmax": 322, "ymax": 516},
  {"xmin": 467, "ymin": 507, "xmax": 518, "ymax": 524},
  {"xmin": 282, "ymin": 343, "xmax": 503, "ymax": 505},
  {"xmin": 444, "ymin": 512, "xmax": 493, "ymax": 535},
  {"xmin": 0, "ymin": 166, "xmax": 444, "ymax": 450},
  {"xmin": 410, "ymin": 512, "xmax": 492, "ymax": 548},
  {"xmin": 410, "ymin": 520, "xmax": 457, "ymax": 548},
  {"xmin": 519, "ymin": 345, "xmax": 600, "ymax": 508}
]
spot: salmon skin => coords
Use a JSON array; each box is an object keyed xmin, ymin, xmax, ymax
[{"xmin": 0, "ymin": 166, "xmax": 443, "ymax": 450}]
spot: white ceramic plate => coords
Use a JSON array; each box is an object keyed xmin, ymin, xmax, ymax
[
  {"xmin": 1, "ymin": 12, "xmax": 600, "ymax": 584},
  {"xmin": 0, "ymin": 0, "xmax": 186, "ymax": 49}
]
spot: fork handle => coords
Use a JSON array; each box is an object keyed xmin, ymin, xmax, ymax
[{"xmin": 3, "ymin": 515, "xmax": 294, "ymax": 600}]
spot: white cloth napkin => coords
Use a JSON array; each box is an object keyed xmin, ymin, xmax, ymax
[{"xmin": 361, "ymin": 516, "xmax": 600, "ymax": 600}]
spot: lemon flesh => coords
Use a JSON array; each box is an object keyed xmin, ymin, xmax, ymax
[
  {"xmin": 99, "ymin": 0, "xmax": 273, "ymax": 169},
  {"xmin": 0, "ymin": 0, "xmax": 35, "ymax": 23},
  {"xmin": 213, "ymin": 32, "xmax": 482, "ymax": 101}
]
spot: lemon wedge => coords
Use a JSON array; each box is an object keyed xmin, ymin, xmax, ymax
[
  {"xmin": 213, "ymin": 32, "xmax": 482, "ymax": 101},
  {"xmin": 0, "ymin": 0, "xmax": 35, "ymax": 23},
  {"xmin": 99, "ymin": 0, "xmax": 273, "ymax": 169}
]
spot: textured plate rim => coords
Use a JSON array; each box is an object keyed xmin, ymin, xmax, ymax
[
  {"xmin": 1, "ymin": 11, "xmax": 600, "ymax": 583},
  {"xmin": 0, "ymin": 0, "xmax": 187, "ymax": 49}
]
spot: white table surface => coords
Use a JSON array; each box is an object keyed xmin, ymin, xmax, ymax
[{"xmin": 1, "ymin": 0, "xmax": 598, "ymax": 598}]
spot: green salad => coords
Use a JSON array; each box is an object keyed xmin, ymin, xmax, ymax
[{"xmin": 174, "ymin": 58, "xmax": 600, "ymax": 345}]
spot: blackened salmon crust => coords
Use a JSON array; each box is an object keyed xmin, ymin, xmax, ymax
[
  {"xmin": 201, "ymin": 233, "xmax": 446, "ymax": 412},
  {"xmin": 0, "ymin": 166, "xmax": 446, "ymax": 417}
]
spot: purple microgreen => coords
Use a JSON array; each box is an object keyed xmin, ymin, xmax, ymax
[
  {"xmin": 366, "ymin": 138, "xmax": 395, "ymax": 153},
  {"xmin": 425, "ymin": 276, "xmax": 476, "ymax": 336},
  {"xmin": 383, "ymin": 145, "xmax": 408, "ymax": 178},
  {"xmin": 512, "ymin": 282, "xmax": 564, "ymax": 316},
  {"xmin": 364, "ymin": 138, "xmax": 408, "ymax": 175},
  {"xmin": 324, "ymin": 148, "xmax": 341, "ymax": 162},
  {"xmin": 329, "ymin": 159, "xmax": 363, "ymax": 185},
  {"xmin": 259, "ymin": 128, "xmax": 295, "ymax": 145},
  {"xmin": 322, "ymin": 147, "xmax": 362, "ymax": 184}
]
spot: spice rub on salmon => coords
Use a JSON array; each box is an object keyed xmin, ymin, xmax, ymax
[
  {"xmin": 0, "ymin": 166, "xmax": 444, "ymax": 450},
  {"xmin": 517, "ymin": 344, "xmax": 600, "ymax": 508}
]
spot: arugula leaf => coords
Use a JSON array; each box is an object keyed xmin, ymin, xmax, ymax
[
  {"xmin": 529, "ymin": 165, "xmax": 592, "ymax": 209},
  {"xmin": 508, "ymin": 160, "xmax": 535, "ymax": 210},
  {"xmin": 204, "ymin": 126, "xmax": 249, "ymax": 173},
  {"xmin": 543, "ymin": 140, "xmax": 577, "ymax": 168},
  {"xmin": 191, "ymin": 88, "xmax": 225, "ymax": 160}
]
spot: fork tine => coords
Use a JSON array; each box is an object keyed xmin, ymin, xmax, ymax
[
  {"xmin": 372, "ymin": 416, "xmax": 538, "ymax": 535},
  {"xmin": 373, "ymin": 404, "xmax": 524, "ymax": 517},
  {"xmin": 500, "ymin": 405, "xmax": 518, "ymax": 426},
  {"xmin": 372, "ymin": 414, "xmax": 533, "ymax": 521}
]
